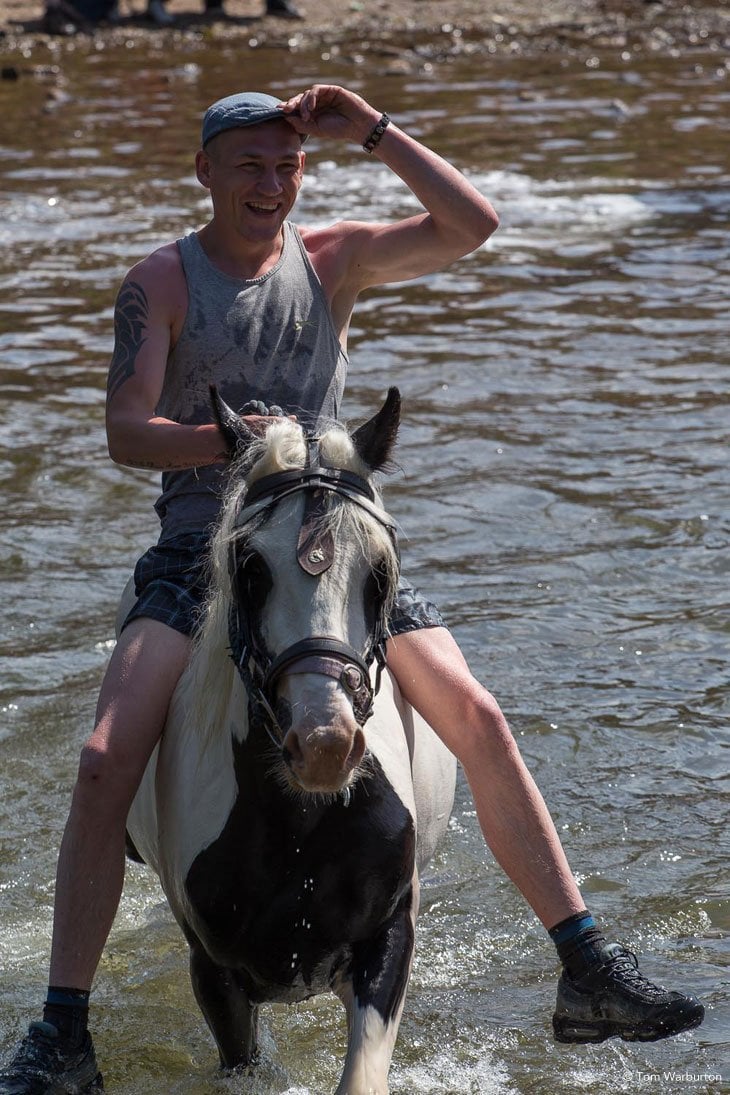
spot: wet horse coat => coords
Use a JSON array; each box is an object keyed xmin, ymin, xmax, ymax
[{"xmin": 123, "ymin": 389, "xmax": 457, "ymax": 1093}]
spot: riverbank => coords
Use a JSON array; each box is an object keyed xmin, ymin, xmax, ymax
[{"xmin": 1, "ymin": 0, "xmax": 728, "ymax": 66}]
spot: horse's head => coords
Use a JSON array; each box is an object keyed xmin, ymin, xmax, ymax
[{"xmin": 210, "ymin": 388, "xmax": 401, "ymax": 798}]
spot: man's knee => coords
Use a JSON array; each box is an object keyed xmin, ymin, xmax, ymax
[
  {"xmin": 388, "ymin": 626, "xmax": 519, "ymax": 760},
  {"xmin": 74, "ymin": 735, "xmax": 143, "ymax": 810},
  {"xmin": 456, "ymin": 681, "xmax": 521, "ymax": 766}
]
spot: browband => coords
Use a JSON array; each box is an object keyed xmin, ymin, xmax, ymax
[{"xmin": 235, "ymin": 467, "xmax": 397, "ymax": 536}]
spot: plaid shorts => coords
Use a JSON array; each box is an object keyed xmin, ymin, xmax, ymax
[{"xmin": 123, "ymin": 531, "xmax": 446, "ymax": 639}]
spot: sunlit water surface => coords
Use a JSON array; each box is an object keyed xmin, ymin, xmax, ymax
[{"xmin": 0, "ymin": 37, "xmax": 728, "ymax": 1095}]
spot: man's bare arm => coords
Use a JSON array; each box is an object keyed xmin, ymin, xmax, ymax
[
  {"xmin": 281, "ymin": 84, "xmax": 499, "ymax": 290},
  {"xmin": 106, "ymin": 253, "xmax": 279, "ymax": 471},
  {"xmin": 105, "ymin": 249, "xmax": 228, "ymax": 471}
]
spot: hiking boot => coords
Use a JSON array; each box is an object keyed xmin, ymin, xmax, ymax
[
  {"xmin": 553, "ymin": 942, "xmax": 705, "ymax": 1044},
  {"xmin": 0, "ymin": 1021, "xmax": 103, "ymax": 1094}
]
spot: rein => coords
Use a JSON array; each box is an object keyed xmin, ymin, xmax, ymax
[{"xmin": 227, "ymin": 451, "xmax": 398, "ymax": 745}]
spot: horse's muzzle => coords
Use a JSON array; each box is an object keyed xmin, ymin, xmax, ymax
[{"xmin": 282, "ymin": 721, "xmax": 366, "ymax": 794}]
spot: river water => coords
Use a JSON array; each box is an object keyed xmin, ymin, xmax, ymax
[{"xmin": 0, "ymin": 31, "xmax": 728, "ymax": 1095}]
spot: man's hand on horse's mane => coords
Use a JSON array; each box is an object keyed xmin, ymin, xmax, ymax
[{"xmin": 238, "ymin": 399, "xmax": 297, "ymax": 435}]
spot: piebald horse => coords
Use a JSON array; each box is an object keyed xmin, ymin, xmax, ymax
[{"xmin": 122, "ymin": 387, "xmax": 457, "ymax": 1093}]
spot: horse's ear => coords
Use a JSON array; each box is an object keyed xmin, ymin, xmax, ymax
[
  {"xmin": 210, "ymin": 385, "xmax": 257, "ymax": 457},
  {"xmin": 352, "ymin": 386, "xmax": 401, "ymax": 472}
]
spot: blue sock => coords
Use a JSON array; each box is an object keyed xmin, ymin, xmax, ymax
[
  {"xmin": 549, "ymin": 911, "xmax": 595, "ymax": 945},
  {"xmin": 549, "ymin": 911, "xmax": 607, "ymax": 979}
]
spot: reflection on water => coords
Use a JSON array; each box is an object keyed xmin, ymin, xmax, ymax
[{"xmin": 0, "ymin": 39, "xmax": 728, "ymax": 1095}]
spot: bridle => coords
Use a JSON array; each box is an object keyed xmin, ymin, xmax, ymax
[{"xmin": 227, "ymin": 444, "xmax": 399, "ymax": 746}]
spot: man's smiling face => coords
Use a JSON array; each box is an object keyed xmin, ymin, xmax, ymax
[{"xmin": 198, "ymin": 119, "xmax": 305, "ymax": 245}]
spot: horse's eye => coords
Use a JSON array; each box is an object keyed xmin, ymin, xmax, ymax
[
  {"xmin": 372, "ymin": 560, "xmax": 391, "ymax": 601},
  {"xmin": 235, "ymin": 550, "xmax": 272, "ymax": 612},
  {"xmin": 363, "ymin": 561, "xmax": 391, "ymax": 631}
]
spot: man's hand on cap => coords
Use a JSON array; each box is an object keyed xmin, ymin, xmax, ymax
[{"xmin": 280, "ymin": 85, "xmax": 381, "ymax": 146}]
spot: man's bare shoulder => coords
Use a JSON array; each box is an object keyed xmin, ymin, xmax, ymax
[
  {"xmin": 296, "ymin": 221, "xmax": 385, "ymax": 299},
  {"xmin": 116, "ymin": 239, "xmax": 188, "ymax": 325},
  {"xmin": 297, "ymin": 220, "xmax": 378, "ymax": 257},
  {"xmin": 125, "ymin": 240, "xmax": 184, "ymax": 288}
]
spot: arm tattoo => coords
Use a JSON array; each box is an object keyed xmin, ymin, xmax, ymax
[{"xmin": 107, "ymin": 280, "xmax": 149, "ymax": 400}]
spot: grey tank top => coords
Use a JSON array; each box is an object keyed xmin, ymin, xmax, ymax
[{"xmin": 154, "ymin": 222, "xmax": 348, "ymax": 539}]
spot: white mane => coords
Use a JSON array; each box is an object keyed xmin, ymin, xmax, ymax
[{"xmin": 182, "ymin": 419, "xmax": 399, "ymax": 747}]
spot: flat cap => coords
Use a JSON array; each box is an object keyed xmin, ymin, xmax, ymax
[{"xmin": 202, "ymin": 92, "xmax": 286, "ymax": 147}]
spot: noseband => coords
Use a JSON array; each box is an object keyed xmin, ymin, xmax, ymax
[{"xmin": 227, "ymin": 447, "xmax": 398, "ymax": 744}]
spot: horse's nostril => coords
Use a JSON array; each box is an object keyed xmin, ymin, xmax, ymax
[
  {"xmin": 347, "ymin": 729, "xmax": 366, "ymax": 772},
  {"xmin": 282, "ymin": 730, "xmax": 304, "ymax": 769}
]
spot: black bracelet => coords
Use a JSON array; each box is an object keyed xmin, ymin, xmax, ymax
[{"xmin": 363, "ymin": 113, "xmax": 390, "ymax": 154}]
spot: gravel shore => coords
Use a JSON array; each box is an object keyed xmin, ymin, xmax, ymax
[{"xmin": 1, "ymin": 0, "xmax": 728, "ymax": 65}]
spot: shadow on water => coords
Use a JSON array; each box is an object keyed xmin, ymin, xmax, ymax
[{"xmin": 0, "ymin": 35, "xmax": 728, "ymax": 1094}]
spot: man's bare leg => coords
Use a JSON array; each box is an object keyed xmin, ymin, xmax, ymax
[
  {"xmin": 386, "ymin": 626, "xmax": 583, "ymax": 928},
  {"xmin": 386, "ymin": 625, "xmax": 704, "ymax": 1043},
  {"xmin": 49, "ymin": 618, "xmax": 191, "ymax": 989}
]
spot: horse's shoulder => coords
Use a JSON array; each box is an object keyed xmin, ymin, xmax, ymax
[{"xmin": 369, "ymin": 670, "xmax": 456, "ymax": 870}]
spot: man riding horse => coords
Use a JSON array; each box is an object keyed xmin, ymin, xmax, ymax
[{"xmin": 0, "ymin": 83, "xmax": 703, "ymax": 1093}]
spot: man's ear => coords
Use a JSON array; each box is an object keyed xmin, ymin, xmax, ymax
[{"xmin": 195, "ymin": 149, "xmax": 212, "ymax": 189}]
